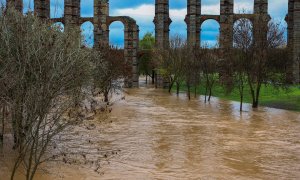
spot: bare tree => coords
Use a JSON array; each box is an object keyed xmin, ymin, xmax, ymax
[
  {"xmin": 0, "ymin": 7, "xmax": 91, "ymax": 180},
  {"xmin": 182, "ymin": 43, "xmax": 204, "ymax": 100},
  {"xmin": 198, "ymin": 46, "xmax": 219, "ymax": 102},
  {"xmin": 154, "ymin": 35, "xmax": 187, "ymax": 94},
  {"xmin": 249, "ymin": 17, "xmax": 287, "ymax": 108},
  {"xmin": 232, "ymin": 16, "xmax": 287, "ymax": 108},
  {"xmin": 231, "ymin": 18, "xmax": 253, "ymax": 111},
  {"xmin": 190, "ymin": 45, "xmax": 203, "ymax": 98},
  {"xmin": 91, "ymin": 45, "xmax": 130, "ymax": 103},
  {"xmin": 0, "ymin": 103, "xmax": 5, "ymax": 145}
]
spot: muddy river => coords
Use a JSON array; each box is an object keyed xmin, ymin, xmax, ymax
[{"xmin": 1, "ymin": 83, "xmax": 300, "ymax": 179}]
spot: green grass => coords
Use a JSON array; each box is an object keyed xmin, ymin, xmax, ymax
[{"xmin": 173, "ymin": 83, "xmax": 300, "ymax": 112}]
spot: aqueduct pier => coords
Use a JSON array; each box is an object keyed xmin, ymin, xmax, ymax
[{"xmin": 6, "ymin": 0, "xmax": 300, "ymax": 86}]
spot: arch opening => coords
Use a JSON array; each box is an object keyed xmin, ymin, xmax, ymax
[
  {"xmin": 234, "ymin": 0, "xmax": 254, "ymax": 14},
  {"xmin": 80, "ymin": 0, "xmax": 93, "ymax": 17},
  {"xmin": 169, "ymin": 0, "xmax": 187, "ymax": 39},
  {"xmin": 267, "ymin": 20, "xmax": 287, "ymax": 48},
  {"xmin": 268, "ymin": 0, "xmax": 288, "ymax": 20},
  {"xmin": 201, "ymin": 19, "xmax": 220, "ymax": 48},
  {"xmin": 0, "ymin": 0, "xmax": 6, "ymax": 10},
  {"xmin": 233, "ymin": 18, "xmax": 253, "ymax": 49},
  {"xmin": 51, "ymin": 22, "xmax": 64, "ymax": 32},
  {"xmin": 282, "ymin": 21, "xmax": 288, "ymax": 47},
  {"xmin": 109, "ymin": 21, "xmax": 125, "ymax": 48},
  {"xmin": 202, "ymin": 0, "xmax": 220, "ymax": 15},
  {"xmin": 50, "ymin": 0, "xmax": 64, "ymax": 18},
  {"xmin": 268, "ymin": 1, "xmax": 288, "ymax": 47},
  {"xmin": 23, "ymin": 0, "xmax": 33, "ymax": 14},
  {"xmin": 81, "ymin": 21, "xmax": 94, "ymax": 48}
]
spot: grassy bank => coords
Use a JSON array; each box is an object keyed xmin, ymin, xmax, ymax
[{"xmin": 174, "ymin": 84, "xmax": 300, "ymax": 112}]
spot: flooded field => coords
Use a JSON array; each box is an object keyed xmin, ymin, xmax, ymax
[{"xmin": 1, "ymin": 83, "xmax": 300, "ymax": 180}]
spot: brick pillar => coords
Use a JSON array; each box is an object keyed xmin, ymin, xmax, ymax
[
  {"xmin": 154, "ymin": 0, "xmax": 171, "ymax": 88},
  {"xmin": 154, "ymin": 0, "xmax": 171, "ymax": 49},
  {"xmin": 220, "ymin": 0, "xmax": 233, "ymax": 49},
  {"xmin": 7, "ymin": 0, "xmax": 23, "ymax": 12},
  {"xmin": 34, "ymin": 0, "xmax": 50, "ymax": 20},
  {"xmin": 253, "ymin": 0, "xmax": 269, "ymax": 46},
  {"xmin": 124, "ymin": 21, "xmax": 139, "ymax": 87},
  {"xmin": 94, "ymin": 0, "xmax": 109, "ymax": 48},
  {"xmin": 64, "ymin": 0, "xmax": 80, "ymax": 29},
  {"xmin": 254, "ymin": 0, "xmax": 268, "ymax": 14},
  {"xmin": 287, "ymin": 0, "xmax": 300, "ymax": 83},
  {"xmin": 219, "ymin": 0, "xmax": 233, "ymax": 83},
  {"xmin": 185, "ymin": 0, "xmax": 201, "ymax": 46}
]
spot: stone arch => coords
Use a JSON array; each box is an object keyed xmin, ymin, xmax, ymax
[
  {"xmin": 107, "ymin": 16, "xmax": 139, "ymax": 88},
  {"xmin": 81, "ymin": 21, "xmax": 94, "ymax": 47},
  {"xmin": 234, "ymin": 0, "xmax": 254, "ymax": 14},
  {"xmin": 80, "ymin": 0, "xmax": 93, "ymax": 17},
  {"xmin": 200, "ymin": 19, "xmax": 220, "ymax": 47},
  {"xmin": 50, "ymin": 0, "xmax": 64, "ymax": 18},
  {"xmin": 233, "ymin": 18, "xmax": 254, "ymax": 48}
]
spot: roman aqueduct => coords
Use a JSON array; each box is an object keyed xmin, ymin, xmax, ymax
[{"xmin": 5, "ymin": 0, "xmax": 300, "ymax": 87}]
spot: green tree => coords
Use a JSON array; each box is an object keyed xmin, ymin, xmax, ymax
[{"xmin": 139, "ymin": 32, "xmax": 156, "ymax": 84}]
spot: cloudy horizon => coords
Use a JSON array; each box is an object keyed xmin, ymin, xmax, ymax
[{"xmin": 2, "ymin": 0, "xmax": 289, "ymax": 47}]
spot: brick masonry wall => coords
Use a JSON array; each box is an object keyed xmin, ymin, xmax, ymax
[{"xmin": 7, "ymin": 0, "xmax": 300, "ymax": 85}]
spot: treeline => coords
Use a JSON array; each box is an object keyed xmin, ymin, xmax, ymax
[
  {"xmin": 0, "ymin": 7, "xmax": 129, "ymax": 180},
  {"xmin": 140, "ymin": 17, "xmax": 289, "ymax": 112}
]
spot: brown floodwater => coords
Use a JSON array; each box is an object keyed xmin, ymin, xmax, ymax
[{"xmin": 1, "ymin": 81, "xmax": 300, "ymax": 180}]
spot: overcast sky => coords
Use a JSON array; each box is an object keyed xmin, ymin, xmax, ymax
[{"xmin": 3, "ymin": 0, "xmax": 289, "ymax": 47}]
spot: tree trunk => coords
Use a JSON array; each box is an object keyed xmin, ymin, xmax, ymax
[
  {"xmin": 168, "ymin": 80, "xmax": 174, "ymax": 93},
  {"xmin": 251, "ymin": 89, "xmax": 260, "ymax": 108},
  {"xmin": 146, "ymin": 75, "xmax": 148, "ymax": 84},
  {"xmin": 104, "ymin": 91, "xmax": 109, "ymax": 103},
  {"xmin": 239, "ymin": 84, "xmax": 244, "ymax": 112},
  {"xmin": 204, "ymin": 83, "xmax": 208, "ymax": 103},
  {"xmin": 12, "ymin": 106, "xmax": 24, "ymax": 149},
  {"xmin": 253, "ymin": 85, "xmax": 261, "ymax": 108},
  {"xmin": 0, "ymin": 105, "xmax": 4, "ymax": 144},
  {"xmin": 240, "ymin": 94, "xmax": 243, "ymax": 112},
  {"xmin": 152, "ymin": 70, "xmax": 155, "ymax": 84},
  {"xmin": 176, "ymin": 82, "xmax": 180, "ymax": 96},
  {"xmin": 208, "ymin": 87, "xmax": 212, "ymax": 102},
  {"xmin": 252, "ymin": 101, "xmax": 258, "ymax": 108},
  {"xmin": 155, "ymin": 73, "xmax": 158, "ymax": 88},
  {"xmin": 187, "ymin": 84, "xmax": 191, "ymax": 100},
  {"xmin": 248, "ymin": 78, "xmax": 258, "ymax": 109}
]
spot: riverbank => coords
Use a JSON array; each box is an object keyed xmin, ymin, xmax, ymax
[{"xmin": 173, "ymin": 84, "xmax": 300, "ymax": 112}]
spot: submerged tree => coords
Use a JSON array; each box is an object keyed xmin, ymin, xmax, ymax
[
  {"xmin": 200, "ymin": 46, "xmax": 219, "ymax": 102},
  {"xmin": 232, "ymin": 16, "xmax": 287, "ymax": 109},
  {"xmin": 231, "ymin": 18, "xmax": 253, "ymax": 111},
  {"xmin": 162, "ymin": 35, "xmax": 188, "ymax": 94},
  {"xmin": 249, "ymin": 18, "xmax": 287, "ymax": 108},
  {"xmin": 92, "ymin": 45, "xmax": 130, "ymax": 103}
]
